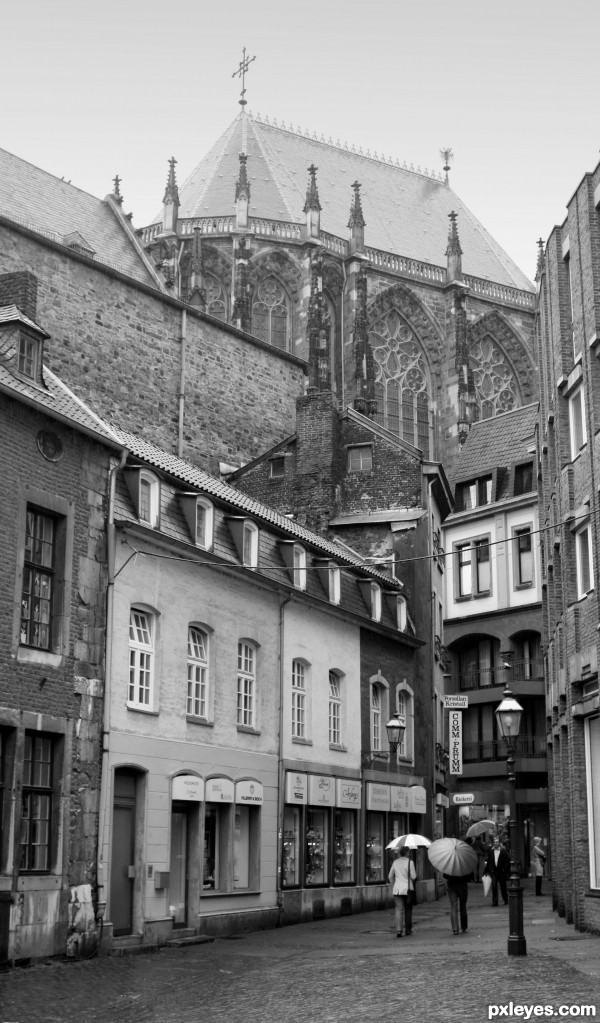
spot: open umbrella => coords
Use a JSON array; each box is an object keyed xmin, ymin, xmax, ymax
[
  {"xmin": 427, "ymin": 837, "xmax": 478, "ymax": 876},
  {"xmin": 466, "ymin": 819, "xmax": 497, "ymax": 838},
  {"xmin": 386, "ymin": 834, "xmax": 431, "ymax": 851}
]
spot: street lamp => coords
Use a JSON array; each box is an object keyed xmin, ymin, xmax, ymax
[
  {"xmin": 386, "ymin": 715, "xmax": 406, "ymax": 757},
  {"xmin": 495, "ymin": 686, "xmax": 526, "ymax": 956}
]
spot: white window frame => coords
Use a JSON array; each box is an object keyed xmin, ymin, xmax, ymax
[
  {"xmin": 395, "ymin": 681, "xmax": 414, "ymax": 764},
  {"xmin": 138, "ymin": 470, "xmax": 160, "ymax": 528},
  {"xmin": 328, "ymin": 564, "xmax": 341, "ymax": 605},
  {"xmin": 569, "ymin": 386, "xmax": 587, "ymax": 460},
  {"xmin": 396, "ymin": 595, "xmax": 407, "ymax": 631},
  {"xmin": 328, "ymin": 671, "xmax": 343, "ymax": 747},
  {"xmin": 237, "ymin": 640, "xmax": 257, "ymax": 728},
  {"xmin": 369, "ymin": 673, "xmax": 389, "ymax": 754},
  {"xmin": 291, "ymin": 659, "xmax": 307, "ymax": 739},
  {"xmin": 129, "ymin": 608, "xmax": 155, "ymax": 709},
  {"xmin": 575, "ymin": 522, "xmax": 594, "ymax": 598},
  {"xmin": 585, "ymin": 715, "xmax": 600, "ymax": 889},
  {"xmin": 293, "ymin": 544, "xmax": 307, "ymax": 590},
  {"xmin": 187, "ymin": 625, "xmax": 208, "ymax": 718},
  {"xmin": 513, "ymin": 525, "xmax": 534, "ymax": 588},
  {"xmin": 347, "ymin": 445, "xmax": 373, "ymax": 472},
  {"xmin": 242, "ymin": 521, "xmax": 259, "ymax": 568},
  {"xmin": 370, "ymin": 582, "xmax": 382, "ymax": 622},
  {"xmin": 195, "ymin": 498, "xmax": 214, "ymax": 550},
  {"xmin": 455, "ymin": 536, "xmax": 492, "ymax": 600}
]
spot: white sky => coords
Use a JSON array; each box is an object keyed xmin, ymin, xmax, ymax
[{"xmin": 3, "ymin": 0, "xmax": 599, "ymax": 283}]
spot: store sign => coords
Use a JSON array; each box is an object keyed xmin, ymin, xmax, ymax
[
  {"xmin": 205, "ymin": 777, "xmax": 234, "ymax": 803},
  {"xmin": 336, "ymin": 778, "xmax": 362, "ymax": 809},
  {"xmin": 409, "ymin": 785, "xmax": 427, "ymax": 814},
  {"xmin": 235, "ymin": 780, "xmax": 264, "ymax": 805},
  {"xmin": 452, "ymin": 793, "xmax": 474, "ymax": 805},
  {"xmin": 449, "ymin": 710, "xmax": 463, "ymax": 775},
  {"xmin": 285, "ymin": 771, "xmax": 307, "ymax": 805},
  {"xmin": 308, "ymin": 774, "xmax": 336, "ymax": 807},
  {"xmin": 172, "ymin": 774, "xmax": 204, "ymax": 802},
  {"xmin": 443, "ymin": 695, "xmax": 469, "ymax": 710},
  {"xmin": 390, "ymin": 785, "xmax": 410, "ymax": 812},
  {"xmin": 366, "ymin": 783, "xmax": 390, "ymax": 811}
]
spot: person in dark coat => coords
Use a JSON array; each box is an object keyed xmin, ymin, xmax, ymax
[
  {"xmin": 443, "ymin": 872, "xmax": 470, "ymax": 935},
  {"xmin": 484, "ymin": 836, "xmax": 510, "ymax": 906}
]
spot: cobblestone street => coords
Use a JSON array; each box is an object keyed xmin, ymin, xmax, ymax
[{"xmin": 2, "ymin": 885, "xmax": 599, "ymax": 1023}]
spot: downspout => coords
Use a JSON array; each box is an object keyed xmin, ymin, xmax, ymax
[
  {"xmin": 276, "ymin": 593, "xmax": 292, "ymax": 925},
  {"xmin": 340, "ymin": 262, "xmax": 346, "ymax": 410},
  {"xmin": 178, "ymin": 308, "xmax": 187, "ymax": 458},
  {"xmin": 96, "ymin": 447, "xmax": 128, "ymax": 924}
]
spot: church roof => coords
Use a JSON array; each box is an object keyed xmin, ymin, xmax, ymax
[
  {"xmin": 0, "ymin": 147, "xmax": 158, "ymax": 287},
  {"xmin": 168, "ymin": 110, "xmax": 533, "ymax": 293}
]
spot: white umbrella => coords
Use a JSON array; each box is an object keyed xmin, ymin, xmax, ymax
[
  {"xmin": 428, "ymin": 837, "xmax": 478, "ymax": 876},
  {"xmin": 386, "ymin": 833, "xmax": 431, "ymax": 851},
  {"xmin": 466, "ymin": 819, "xmax": 497, "ymax": 838}
]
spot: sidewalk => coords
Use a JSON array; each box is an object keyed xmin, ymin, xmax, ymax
[{"xmin": 1, "ymin": 880, "xmax": 599, "ymax": 1023}]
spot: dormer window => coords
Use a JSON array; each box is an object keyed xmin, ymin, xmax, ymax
[
  {"xmin": 124, "ymin": 468, "xmax": 160, "ymax": 528},
  {"xmin": 371, "ymin": 582, "xmax": 382, "ymax": 622},
  {"xmin": 179, "ymin": 493, "xmax": 214, "ymax": 549},
  {"xmin": 514, "ymin": 462, "xmax": 534, "ymax": 496},
  {"xmin": 279, "ymin": 541, "xmax": 307, "ymax": 589},
  {"xmin": 18, "ymin": 334, "xmax": 38, "ymax": 378},
  {"xmin": 0, "ymin": 306, "xmax": 48, "ymax": 384},
  {"xmin": 243, "ymin": 521, "xmax": 259, "ymax": 568},
  {"xmin": 396, "ymin": 595, "xmax": 407, "ymax": 631},
  {"xmin": 328, "ymin": 565, "xmax": 341, "ymax": 605},
  {"xmin": 456, "ymin": 475, "xmax": 492, "ymax": 511}
]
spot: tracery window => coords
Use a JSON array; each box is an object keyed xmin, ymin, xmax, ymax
[
  {"xmin": 469, "ymin": 336, "xmax": 518, "ymax": 420},
  {"xmin": 252, "ymin": 277, "xmax": 289, "ymax": 350},
  {"xmin": 369, "ymin": 312, "xmax": 431, "ymax": 456},
  {"xmin": 205, "ymin": 275, "xmax": 227, "ymax": 321}
]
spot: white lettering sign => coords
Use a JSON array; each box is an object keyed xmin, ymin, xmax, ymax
[
  {"xmin": 443, "ymin": 695, "xmax": 469, "ymax": 710},
  {"xmin": 285, "ymin": 771, "xmax": 307, "ymax": 805},
  {"xmin": 172, "ymin": 775, "xmax": 204, "ymax": 802},
  {"xmin": 336, "ymin": 778, "xmax": 362, "ymax": 809},
  {"xmin": 235, "ymin": 780, "xmax": 264, "ymax": 804},
  {"xmin": 449, "ymin": 710, "xmax": 463, "ymax": 775},
  {"xmin": 452, "ymin": 793, "xmax": 475, "ymax": 805}
]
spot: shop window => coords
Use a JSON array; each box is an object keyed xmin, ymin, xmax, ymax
[
  {"xmin": 233, "ymin": 803, "xmax": 260, "ymax": 890},
  {"xmin": 187, "ymin": 626, "xmax": 208, "ymax": 718},
  {"xmin": 237, "ymin": 641, "xmax": 257, "ymax": 728},
  {"xmin": 292, "ymin": 659, "xmax": 308, "ymax": 739},
  {"xmin": 514, "ymin": 526, "xmax": 533, "ymax": 587},
  {"xmin": 328, "ymin": 671, "xmax": 342, "ymax": 746},
  {"xmin": 365, "ymin": 812, "xmax": 385, "ymax": 882},
  {"xmin": 129, "ymin": 608, "xmax": 155, "ymax": 709},
  {"xmin": 576, "ymin": 523, "xmax": 593, "ymax": 598},
  {"xmin": 203, "ymin": 804, "xmax": 231, "ymax": 892},
  {"xmin": 305, "ymin": 808, "xmax": 329, "ymax": 886},
  {"xmin": 347, "ymin": 445, "xmax": 372, "ymax": 472},
  {"xmin": 20, "ymin": 732, "xmax": 54, "ymax": 872},
  {"xmin": 333, "ymin": 810, "xmax": 356, "ymax": 885},
  {"xmin": 282, "ymin": 805, "xmax": 302, "ymax": 887}
]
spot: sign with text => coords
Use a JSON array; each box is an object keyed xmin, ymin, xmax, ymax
[
  {"xmin": 336, "ymin": 778, "xmax": 362, "ymax": 809},
  {"xmin": 172, "ymin": 774, "xmax": 204, "ymax": 802},
  {"xmin": 443, "ymin": 695, "xmax": 469, "ymax": 710},
  {"xmin": 366, "ymin": 782, "xmax": 390, "ymax": 811},
  {"xmin": 308, "ymin": 774, "xmax": 336, "ymax": 807},
  {"xmin": 452, "ymin": 793, "xmax": 475, "ymax": 805},
  {"xmin": 390, "ymin": 785, "xmax": 410, "ymax": 813},
  {"xmin": 285, "ymin": 771, "xmax": 307, "ymax": 805},
  {"xmin": 449, "ymin": 710, "xmax": 463, "ymax": 775},
  {"xmin": 205, "ymin": 777, "xmax": 234, "ymax": 803},
  {"xmin": 235, "ymin": 780, "xmax": 264, "ymax": 805}
]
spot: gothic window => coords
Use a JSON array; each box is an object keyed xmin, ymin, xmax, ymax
[
  {"xmin": 323, "ymin": 294, "xmax": 335, "ymax": 386},
  {"xmin": 369, "ymin": 312, "xmax": 431, "ymax": 456},
  {"xmin": 252, "ymin": 277, "xmax": 289, "ymax": 350},
  {"xmin": 205, "ymin": 275, "xmax": 227, "ymax": 322},
  {"xmin": 469, "ymin": 335, "xmax": 518, "ymax": 420}
]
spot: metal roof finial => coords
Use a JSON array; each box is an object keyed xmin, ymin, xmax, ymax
[{"xmin": 440, "ymin": 147, "xmax": 454, "ymax": 185}]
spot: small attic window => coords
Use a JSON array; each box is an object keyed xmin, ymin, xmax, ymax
[
  {"xmin": 18, "ymin": 333, "xmax": 39, "ymax": 379},
  {"xmin": 514, "ymin": 462, "xmax": 534, "ymax": 496},
  {"xmin": 270, "ymin": 456, "xmax": 285, "ymax": 479}
]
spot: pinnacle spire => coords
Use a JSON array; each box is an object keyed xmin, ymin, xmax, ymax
[
  {"xmin": 446, "ymin": 211, "xmax": 463, "ymax": 257},
  {"xmin": 163, "ymin": 157, "xmax": 180, "ymax": 205},
  {"xmin": 535, "ymin": 237, "xmax": 545, "ymax": 282},
  {"xmin": 112, "ymin": 175, "xmax": 123, "ymax": 205},
  {"xmin": 440, "ymin": 147, "xmax": 453, "ymax": 185},
  {"xmin": 348, "ymin": 181, "xmax": 366, "ymax": 230},
  {"xmin": 303, "ymin": 165, "xmax": 322, "ymax": 213},
  {"xmin": 235, "ymin": 153, "xmax": 251, "ymax": 202}
]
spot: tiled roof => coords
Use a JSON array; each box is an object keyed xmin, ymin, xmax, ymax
[
  {"xmin": 453, "ymin": 404, "xmax": 539, "ymax": 483},
  {"xmin": 114, "ymin": 428, "xmax": 401, "ymax": 586},
  {"xmin": 0, "ymin": 304, "xmax": 49, "ymax": 336},
  {"xmin": 0, "ymin": 147, "xmax": 158, "ymax": 287},
  {"xmin": 0, "ymin": 362, "xmax": 123, "ymax": 447},
  {"xmin": 163, "ymin": 111, "xmax": 533, "ymax": 293}
]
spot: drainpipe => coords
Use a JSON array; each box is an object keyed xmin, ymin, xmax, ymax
[
  {"xmin": 178, "ymin": 309, "xmax": 187, "ymax": 458},
  {"xmin": 276, "ymin": 593, "xmax": 292, "ymax": 925},
  {"xmin": 340, "ymin": 262, "xmax": 346, "ymax": 410},
  {"xmin": 96, "ymin": 447, "xmax": 128, "ymax": 924}
]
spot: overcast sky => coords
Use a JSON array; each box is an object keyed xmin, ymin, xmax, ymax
[{"xmin": 3, "ymin": 0, "xmax": 599, "ymax": 283}]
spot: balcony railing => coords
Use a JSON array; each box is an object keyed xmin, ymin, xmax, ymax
[
  {"xmin": 458, "ymin": 658, "xmax": 544, "ymax": 691},
  {"xmin": 462, "ymin": 734, "xmax": 547, "ymax": 763}
]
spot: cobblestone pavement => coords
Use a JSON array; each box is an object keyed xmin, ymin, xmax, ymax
[{"xmin": 2, "ymin": 884, "xmax": 599, "ymax": 1023}]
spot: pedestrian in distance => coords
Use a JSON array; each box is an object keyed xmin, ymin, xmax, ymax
[
  {"xmin": 443, "ymin": 872, "xmax": 470, "ymax": 935},
  {"xmin": 483, "ymin": 836, "xmax": 510, "ymax": 906},
  {"xmin": 531, "ymin": 836, "xmax": 546, "ymax": 896},
  {"xmin": 473, "ymin": 837, "xmax": 488, "ymax": 882},
  {"xmin": 388, "ymin": 847, "xmax": 417, "ymax": 938}
]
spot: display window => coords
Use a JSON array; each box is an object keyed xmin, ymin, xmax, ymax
[
  {"xmin": 282, "ymin": 805, "xmax": 302, "ymax": 887},
  {"xmin": 203, "ymin": 804, "xmax": 231, "ymax": 891},
  {"xmin": 333, "ymin": 810, "xmax": 356, "ymax": 884},
  {"xmin": 233, "ymin": 803, "xmax": 261, "ymax": 890},
  {"xmin": 305, "ymin": 808, "xmax": 329, "ymax": 886},
  {"xmin": 365, "ymin": 812, "xmax": 385, "ymax": 882}
]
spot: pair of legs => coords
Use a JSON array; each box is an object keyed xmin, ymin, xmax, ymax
[
  {"xmin": 447, "ymin": 884, "xmax": 468, "ymax": 934},
  {"xmin": 393, "ymin": 894, "xmax": 412, "ymax": 936},
  {"xmin": 491, "ymin": 875, "xmax": 508, "ymax": 905},
  {"xmin": 535, "ymin": 874, "xmax": 543, "ymax": 896}
]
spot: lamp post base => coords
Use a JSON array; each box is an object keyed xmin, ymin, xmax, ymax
[{"xmin": 507, "ymin": 874, "xmax": 527, "ymax": 956}]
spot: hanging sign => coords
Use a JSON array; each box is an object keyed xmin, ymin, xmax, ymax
[
  {"xmin": 449, "ymin": 710, "xmax": 463, "ymax": 775},
  {"xmin": 443, "ymin": 695, "xmax": 469, "ymax": 709}
]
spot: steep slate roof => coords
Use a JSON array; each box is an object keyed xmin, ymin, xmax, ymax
[
  {"xmin": 114, "ymin": 429, "xmax": 401, "ymax": 587},
  {"xmin": 0, "ymin": 147, "xmax": 158, "ymax": 287},
  {"xmin": 0, "ymin": 362, "xmax": 123, "ymax": 448},
  {"xmin": 452, "ymin": 403, "xmax": 539, "ymax": 484},
  {"xmin": 165, "ymin": 110, "xmax": 533, "ymax": 293}
]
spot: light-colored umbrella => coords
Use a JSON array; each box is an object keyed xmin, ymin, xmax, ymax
[
  {"xmin": 427, "ymin": 837, "xmax": 478, "ymax": 876},
  {"xmin": 466, "ymin": 819, "xmax": 497, "ymax": 838},
  {"xmin": 386, "ymin": 833, "xmax": 431, "ymax": 851}
]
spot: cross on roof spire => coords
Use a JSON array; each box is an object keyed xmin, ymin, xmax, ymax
[{"xmin": 232, "ymin": 47, "xmax": 256, "ymax": 107}]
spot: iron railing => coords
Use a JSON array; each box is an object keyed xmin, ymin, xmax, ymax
[{"xmin": 462, "ymin": 734, "xmax": 547, "ymax": 763}]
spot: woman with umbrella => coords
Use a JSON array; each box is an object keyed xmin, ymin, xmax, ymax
[{"xmin": 428, "ymin": 838, "xmax": 478, "ymax": 937}]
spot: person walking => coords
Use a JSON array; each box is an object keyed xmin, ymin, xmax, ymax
[
  {"xmin": 484, "ymin": 836, "xmax": 510, "ymax": 906},
  {"xmin": 388, "ymin": 847, "xmax": 417, "ymax": 937},
  {"xmin": 531, "ymin": 837, "xmax": 546, "ymax": 896},
  {"xmin": 443, "ymin": 872, "xmax": 470, "ymax": 935}
]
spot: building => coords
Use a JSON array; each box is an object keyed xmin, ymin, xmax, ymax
[
  {"xmin": 442, "ymin": 405, "xmax": 548, "ymax": 869},
  {"xmin": 0, "ymin": 271, "xmax": 124, "ymax": 964},
  {"xmin": 536, "ymin": 159, "xmax": 600, "ymax": 933}
]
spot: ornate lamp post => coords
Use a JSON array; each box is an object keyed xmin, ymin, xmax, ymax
[
  {"xmin": 495, "ymin": 686, "xmax": 527, "ymax": 956},
  {"xmin": 386, "ymin": 715, "xmax": 406, "ymax": 758}
]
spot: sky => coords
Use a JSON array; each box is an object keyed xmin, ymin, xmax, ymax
[{"xmin": 3, "ymin": 0, "xmax": 600, "ymax": 283}]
